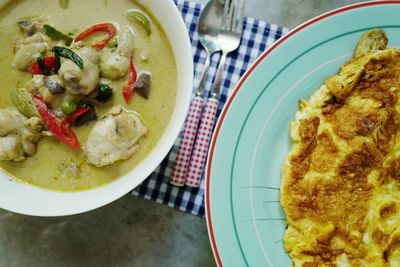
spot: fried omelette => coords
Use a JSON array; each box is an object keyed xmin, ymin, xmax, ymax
[{"xmin": 281, "ymin": 29, "xmax": 400, "ymax": 266}]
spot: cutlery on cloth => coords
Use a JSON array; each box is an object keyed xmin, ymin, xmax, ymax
[
  {"xmin": 186, "ymin": 0, "xmax": 245, "ymax": 187},
  {"xmin": 170, "ymin": 0, "xmax": 223, "ymax": 186},
  {"xmin": 132, "ymin": 0, "xmax": 289, "ymax": 215}
]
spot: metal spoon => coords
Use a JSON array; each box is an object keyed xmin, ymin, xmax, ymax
[
  {"xmin": 196, "ymin": 0, "xmax": 224, "ymax": 97},
  {"xmin": 170, "ymin": 0, "xmax": 223, "ymax": 186}
]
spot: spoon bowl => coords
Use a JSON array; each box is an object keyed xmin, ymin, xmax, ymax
[{"xmin": 198, "ymin": 0, "xmax": 223, "ymax": 57}]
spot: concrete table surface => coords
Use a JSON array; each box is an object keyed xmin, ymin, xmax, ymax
[{"xmin": 0, "ymin": 0, "xmax": 363, "ymax": 266}]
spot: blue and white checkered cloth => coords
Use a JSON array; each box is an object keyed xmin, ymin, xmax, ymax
[{"xmin": 131, "ymin": 0, "xmax": 289, "ymax": 216}]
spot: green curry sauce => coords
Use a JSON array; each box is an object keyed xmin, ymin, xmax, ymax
[{"xmin": 0, "ymin": 0, "xmax": 177, "ymax": 191}]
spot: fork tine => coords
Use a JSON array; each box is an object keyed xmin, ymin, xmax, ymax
[
  {"xmin": 235, "ymin": 0, "xmax": 245, "ymax": 33},
  {"xmin": 221, "ymin": 0, "xmax": 233, "ymax": 30},
  {"xmin": 229, "ymin": 3, "xmax": 235, "ymax": 31},
  {"xmin": 221, "ymin": 0, "xmax": 229, "ymax": 30}
]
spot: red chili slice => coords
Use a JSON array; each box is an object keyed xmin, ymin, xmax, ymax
[
  {"xmin": 32, "ymin": 95, "xmax": 81, "ymax": 149},
  {"xmin": 29, "ymin": 56, "xmax": 57, "ymax": 75},
  {"xmin": 61, "ymin": 107, "xmax": 90, "ymax": 128},
  {"xmin": 122, "ymin": 55, "xmax": 137, "ymax": 103},
  {"xmin": 74, "ymin": 23, "xmax": 117, "ymax": 51}
]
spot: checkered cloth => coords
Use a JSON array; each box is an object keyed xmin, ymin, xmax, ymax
[{"xmin": 131, "ymin": 0, "xmax": 289, "ymax": 216}]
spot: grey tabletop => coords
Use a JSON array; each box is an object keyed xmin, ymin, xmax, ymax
[{"xmin": 0, "ymin": 0, "xmax": 363, "ymax": 266}]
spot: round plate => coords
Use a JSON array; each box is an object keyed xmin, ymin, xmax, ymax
[{"xmin": 205, "ymin": 1, "xmax": 400, "ymax": 266}]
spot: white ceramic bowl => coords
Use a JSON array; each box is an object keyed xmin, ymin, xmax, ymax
[{"xmin": 0, "ymin": 0, "xmax": 193, "ymax": 216}]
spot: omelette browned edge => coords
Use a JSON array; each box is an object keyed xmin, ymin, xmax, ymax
[{"xmin": 281, "ymin": 32, "xmax": 400, "ymax": 266}]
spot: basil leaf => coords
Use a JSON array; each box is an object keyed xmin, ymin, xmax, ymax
[
  {"xmin": 54, "ymin": 56, "xmax": 61, "ymax": 73},
  {"xmin": 53, "ymin": 46, "xmax": 83, "ymax": 70},
  {"xmin": 44, "ymin": 24, "xmax": 73, "ymax": 46}
]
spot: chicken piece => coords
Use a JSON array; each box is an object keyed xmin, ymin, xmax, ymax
[
  {"xmin": 0, "ymin": 136, "xmax": 25, "ymax": 162},
  {"xmin": 99, "ymin": 49, "xmax": 130, "ymax": 79},
  {"xmin": 13, "ymin": 16, "xmax": 49, "ymax": 69},
  {"xmin": 0, "ymin": 109, "xmax": 24, "ymax": 136},
  {"xmin": 25, "ymin": 75, "xmax": 65, "ymax": 108},
  {"xmin": 13, "ymin": 42, "xmax": 47, "ymax": 70},
  {"xmin": 13, "ymin": 33, "xmax": 48, "ymax": 52},
  {"xmin": 28, "ymin": 74, "xmax": 65, "ymax": 93},
  {"xmin": 0, "ymin": 108, "xmax": 42, "ymax": 161},
  {"xmin": 100, "ymin": 27, "xmax": 135, "ymax": 79},
  {"xmin": 84, "ymin": 105, "xmax": 147, "ymax": 167},
  {"xmin": 17, "ymin": 16, "xmax": 47, "ymax": 37},
  {"xmin": 43, "ymin": 75, "xmax": 66, "ymax": 95},
  {"xmin": 18, "ymin": 20, "xmax": 39, "ymax": 36},
  {"xmin": 58, "ymin": 47, "xmax": 100, "ymax": 95},
  {"xmin": 26, "ymin": 74, "xmax": 45, "ymax": 92},
  {"xmin": 118, "ymin": 27, "xmax": 136, "ymax": 57}
]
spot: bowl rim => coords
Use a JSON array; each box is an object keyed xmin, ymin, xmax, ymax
[{"xmin": 0, "ymin": 0, "xmax": 193, "ymax": 217}]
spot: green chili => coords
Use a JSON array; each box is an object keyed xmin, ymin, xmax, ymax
[
  {"xmin": 53, "ymin": 46, "xmax": 83, "ymax": 69},
  {"xmin": 44, "ymin": 24, "xmax": 73, "ymax": 46},
  {"xmin": 106, "ymin": 38, "xmax": 118, "ymax": 48}
]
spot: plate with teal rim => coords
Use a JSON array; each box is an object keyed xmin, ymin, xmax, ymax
[{"xmin": 205, "ymin": 1, "xmax": 400, "ymax": 266}]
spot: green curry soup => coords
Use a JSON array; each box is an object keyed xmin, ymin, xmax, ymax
[{"xmin": 0, "ymin": 0, "xmax": 177, "ymax": 191}]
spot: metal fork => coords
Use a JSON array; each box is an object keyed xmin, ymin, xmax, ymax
[{"xmin": 185, "ymin": 0, "xmax": 245, "ymax": 187}]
